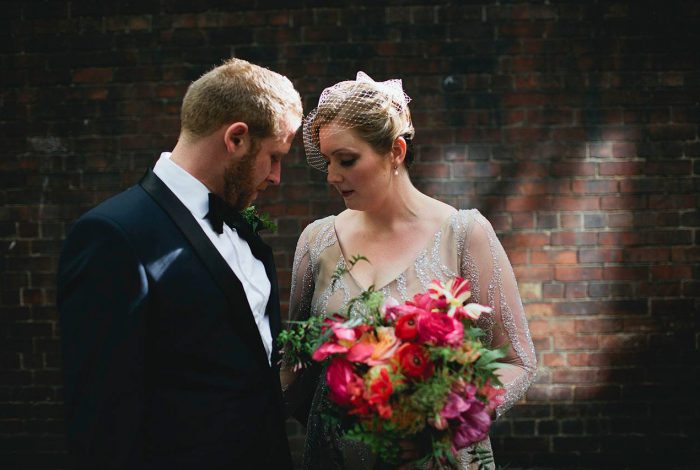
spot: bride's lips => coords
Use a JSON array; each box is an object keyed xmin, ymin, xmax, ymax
[{"xmin": 340, "ymin": 189, "xmax": 354, "ymax": 198}]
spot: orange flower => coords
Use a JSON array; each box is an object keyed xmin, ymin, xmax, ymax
[
  {"xmin": 453, "ymin": 341, "xmax": 481, "ymax": 365},
  {"xmin": 352, "ymin": 327, "xmax": 401, "ymax": 366}
]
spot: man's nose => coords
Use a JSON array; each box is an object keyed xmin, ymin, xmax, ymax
[{"xmin": 268, "ymin": 161, "xmax": 281, "ymax": 185}]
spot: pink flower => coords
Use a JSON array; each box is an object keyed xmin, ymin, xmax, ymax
[
  {"xmin": 312, "ymin": 342, "xmax": 349, "ymax": 361},
  {"xmin": 428, "ymin": 277, "xmax": 472, "ymax": 317},
  {"xmin": 452, "ymin": 380, "xmax": 477, "ymax": 398},
  {"xmin": 452, "ymin": 399, "xmax": 491, "ymax": 449},
  {"xmin": 331, "ymin": 323, "xmax": 361, "ymax": 341},
  {"xmin": 326, "ymin": 357, "xmax": 363, "ymax": 407},
  {"xmin": 440, "ymin": 387, "xmax": 492, "ymax": 449},
  {"xmin": 385, "ymin": 302, "xmax": 427, "ymax": 320},
  {"xmin": 381, "ymin": 297, "xmax": 400, "ymax": 322},
  {"xmin": 417, "ymin": 311, "xmax": 464, "ymax": 346},
  {"xmin": 311, "ymin": 321, "xmax": 372, "ymax": 361},
  {"xmin": 410, "ymin": 292, "xmax": 437, "ymax": 312},
  {"xmin": 345, "ymin": 341, "xmax": 375, "ymax": 362},
  {"xmin": 440, "ymin": 392, "xmax": 470, "ymax": 419}
]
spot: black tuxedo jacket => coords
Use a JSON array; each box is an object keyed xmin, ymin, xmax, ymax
[{"xmin": 57, "ymin": 170, "xmax": 293, "ymax": 469}]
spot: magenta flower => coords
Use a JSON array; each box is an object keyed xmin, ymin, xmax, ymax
[
  {"xmin": 312, "ymin": 342, "xmax": 349, "ymax": 361},
  {"xmin": 440, "ymin": 392, "xmax": 470, "ymax": 419},
  {"xmin": 440, "ymin": 389, "xmax": 492, "ymax": 450},
  {"xmin": 326, "ymin": 357, "xmax": 363, "ymax": 407},
  {"xmin": 417, "ymin": 311, "xmax": 464, "ymax": 346},
  {"xmin": 452, "ymin": 399, "xmax": 491, "ymax": 449}
]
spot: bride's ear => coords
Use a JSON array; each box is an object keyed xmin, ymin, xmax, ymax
[{"xmin": 391, "ymin": 135, "xmax": 407, "ymax": 167}]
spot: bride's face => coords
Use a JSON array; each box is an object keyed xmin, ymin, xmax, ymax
[{"xmin": 319, "ymin": 123, "xmax": 393, "ymax": 211}]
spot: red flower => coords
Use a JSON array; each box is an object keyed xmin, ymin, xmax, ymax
[
  {"xmin": 417, "ymin": 311, "xmax": 464, "ymax": 346},
  {"xmin": 347, "ymin": 377, "xmax": 371, "ymax": 417},
  {"xmin": 397, "ymin": 343, "xmax": 433, "ymax": 380},
  {"xmin": 395, "ymin": 313, "xmax": 419, "ymax": 341},
  {"xmin": 479, "ymin": 380, "xmax": 505, "ymax": 413},
  {"xmin": 367, "ymin": 367, "xmax": 394, "ymax": 419}
]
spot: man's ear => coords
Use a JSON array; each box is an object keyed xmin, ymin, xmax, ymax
[{"xmin": 224, "ymin": 122, "xmax": 250, "ymax": 156}]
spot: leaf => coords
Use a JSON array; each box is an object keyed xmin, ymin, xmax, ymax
[
  {"xmin": 240, "ymin": 205, "xmax": 277, "ymax": 232},
  {"xmin": 332, "ymin": 255, "xmax": 372, "ymax": 291},
  {"xmin": 475, "ymin": 344, "xmax": 509, "ymax": 367}
]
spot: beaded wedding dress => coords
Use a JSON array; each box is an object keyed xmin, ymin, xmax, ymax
[{"xmin": 284, "ymin": 209, "xmax": 537, "ymax": 470}]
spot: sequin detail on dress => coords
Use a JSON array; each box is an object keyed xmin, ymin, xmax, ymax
[{"xmin": 285, "ymin": 210, "xmax": 537, "ymax": 470}]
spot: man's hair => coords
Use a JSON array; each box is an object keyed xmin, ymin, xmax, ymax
[{"xmin": 180, "ymin": 58, "xmax": 302, "ymax": 140}]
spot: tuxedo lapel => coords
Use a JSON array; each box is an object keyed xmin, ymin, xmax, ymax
[
  {"xmin": 253, "ymin": 239, "xmax": 282, "ymax": 366},
  {"xmin": 139, "ymin": 170, "xmax": 270, "ymax": 369}
]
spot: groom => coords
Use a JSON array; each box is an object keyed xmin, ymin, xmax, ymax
[{"xmin": 57, "ymin": 58, "xmax": 302, "ymax": 469}]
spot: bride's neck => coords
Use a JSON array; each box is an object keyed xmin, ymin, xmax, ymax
[{"xmin": 360, "ymin": 179, "xmax": 430, "ymax": 232}]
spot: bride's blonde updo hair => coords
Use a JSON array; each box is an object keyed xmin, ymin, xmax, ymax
[{"xmin": 303, "ymin": 72, "xmax": 415, "ymax": 172}]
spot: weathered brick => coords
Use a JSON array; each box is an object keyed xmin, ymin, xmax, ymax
[
  {"xmin": 554, "ymin": 266, "xmax": 602, "ymax": 281},
  {"xmin": 4, "ymin": 2, "xmax": 699, "ymax": 467}
]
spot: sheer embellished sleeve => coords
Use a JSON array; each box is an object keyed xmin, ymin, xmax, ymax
[
  {"xmin": 280, "ymin": 222, "xmax": 321, "ymax": 423},
  {"xmin": 289, "ymin": 223, "xmax": 315, "ymax": 325},
  {"xmin": 460, "ymin": 210, "xmax": 537, "ymax": 418}
]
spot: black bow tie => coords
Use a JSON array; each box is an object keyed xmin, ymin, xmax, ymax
[{"xmin": 205, "ymin": 193, "xmax": 258, "ymax": 245}]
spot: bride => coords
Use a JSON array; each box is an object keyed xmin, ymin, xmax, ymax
[{"xmin": 282, "ymin": 72, "xmax": 537, "ymax": 469}]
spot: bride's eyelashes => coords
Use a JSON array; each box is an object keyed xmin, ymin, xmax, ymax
[{"xmin": 322, "ymin": 156, "xmax": 358, "ymax": 169}]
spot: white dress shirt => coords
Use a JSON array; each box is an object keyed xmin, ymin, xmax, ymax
[{"xmin": 153, "ymin": 152, "xmax": 273, "ymax": 365}]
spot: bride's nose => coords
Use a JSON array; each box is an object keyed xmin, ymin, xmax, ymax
[{"xmin": 326, "ymin": 163, "xmax": 342, "ymax": 184}]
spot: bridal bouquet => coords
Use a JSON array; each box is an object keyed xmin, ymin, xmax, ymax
[{"xmin": 279, "ymin": 269, "xmax": 508, "ymax": 468}]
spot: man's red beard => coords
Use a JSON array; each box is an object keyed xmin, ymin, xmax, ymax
[{"xmin": 222, "ymin": 144, "xmax": 259, "ymax": 211}]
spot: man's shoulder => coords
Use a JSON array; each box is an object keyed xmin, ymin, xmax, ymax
[
  {"xmin": 81, "ymin": 183, "xmax": 154, "ymax": 223},
  {"xmin": 69, "ymin": 183, "xmax": 165, "ymax": 240}
]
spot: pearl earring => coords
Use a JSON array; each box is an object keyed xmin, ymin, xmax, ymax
[{"xmin": 394, "ymin": 165, "xmax": 399, "ymax": 176}]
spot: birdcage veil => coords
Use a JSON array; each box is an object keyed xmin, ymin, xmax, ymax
[{"xmin": 303, "ymin": 71, "xmax": 412, "ymax": 172}]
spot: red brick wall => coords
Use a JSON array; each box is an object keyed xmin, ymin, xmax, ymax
[{"xmin": 2, "ymin": 1, "xmax": 698, "ymax": 468}]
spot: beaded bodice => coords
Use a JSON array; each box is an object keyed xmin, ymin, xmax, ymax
[{"xmin": 287, "ymin": 209, "xmax": 537, "ymax": 469}]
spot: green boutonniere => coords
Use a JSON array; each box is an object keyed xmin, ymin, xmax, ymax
[{"xmin": 240, "ymin": 205, "xmax": 277, "ymax": 233}]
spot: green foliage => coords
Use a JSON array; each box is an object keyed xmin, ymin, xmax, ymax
[
  {"xmin": 331, "ymin": 254, "xmax": 370, "ymax": 290},
  {"xmin": 406, "ymin": 435, "xmax": 459, "ymax": 469},
  {"xmin": 278, "ymin": 254, "xmax": 509, "ymax": 469},
  {"xmin": 475, "ymin": 344, "xmax": 509, "ymax": 368},
  {"xmin": 346, "ymin": 289, "xmax": 385, "ymax": 324},
  {"xmin": 240, "ymin": 205, "xmax": 277, "ymax": 232},
  {"xmin": 277, "ymin": 314, "xmax": 328, "ymax": 368},
  {"xmin": 469, "ymin": 445, "xmax": 502, "ymax": 470},
  {"xmin": 465, "ymin": 326, "xmax": 486, "ymax": 339},
  {"xmin": 411, "ymin": 372, "xmax": 451, "ymax": 414}
]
